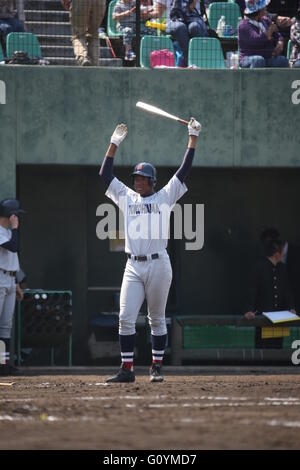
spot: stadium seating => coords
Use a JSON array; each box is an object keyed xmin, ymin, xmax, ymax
[
  {"xmin": 107, "ymin": 0, "xmax": 121, "ymax": 38},
  {"xmin": 188, "ymin": 37, "xmax": 226, "ymax": 68},
  {"xmin": 207, "ymin": 1, "xmax": 241, "ymax": 37},
  {"xmin": 140, "ymin": 35, "xmax": 174, "ymax": 68},
  {"xmin": 107, "ymin": 0, "xmax": 158, "ymax": 39},
  {"xmin": 6, "ymin": 32, "xmax": 42, "ymax": 59}
]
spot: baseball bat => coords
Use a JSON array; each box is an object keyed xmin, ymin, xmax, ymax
[
  {"xmin": 99, "ymin": 30, "xmax": 117, "ymax": 59},
  {"xmin": 136, "ymin": 101, "xmax": 189, "ymax": 126}
]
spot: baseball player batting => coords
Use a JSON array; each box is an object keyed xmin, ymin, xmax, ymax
[{"xmin": 99, "ymin": 117, "xmax": 201, "ymax": 383}]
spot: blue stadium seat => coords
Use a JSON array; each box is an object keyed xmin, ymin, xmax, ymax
[
  {"xmin": 140, "ymin": 35, "xmax": 175, "ymax": 68},
  {"xmin": 207, "ymin": 1, "xmax": 241, "ymax": 37},
  {"xmin": 188, "ymin": 37, "xmax": 226, "ymax": 68},
  {"xmin": 6, "ymin": 32, "xmax": 42, "ymax": 59}
]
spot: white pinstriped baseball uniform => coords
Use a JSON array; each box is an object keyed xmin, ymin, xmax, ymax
[{"xmin": 106, "ymin": 173, "xmax": 187, "ymax": 336}]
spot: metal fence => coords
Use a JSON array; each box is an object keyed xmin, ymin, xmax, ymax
[{"xmin": 0, "ymin": 0, "xmax": 298, "ymax": 67}]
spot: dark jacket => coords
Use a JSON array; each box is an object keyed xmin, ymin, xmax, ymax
[
  {"xmin": 244, "ymin": 257, "xmax": 295, "ymax": 314},
  {"xmin": 267, "ymin": 0, "xmax": 300, "ymax": 19},
  {"xmin": 170, "ymin": 0, "xmax": 205, "ymax": 24}
]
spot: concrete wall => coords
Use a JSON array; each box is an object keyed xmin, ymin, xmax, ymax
[{"xmin": 0, "ymin": 68, "xmax": 300, "ymax": 193}]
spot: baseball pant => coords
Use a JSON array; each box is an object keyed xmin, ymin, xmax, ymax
[
  {"xmin": 70, "ymin": 0, "xmax": 106, "ymax": 65},
  {"xmin": 0, "ymin": 271, "xmax": 16, "ymax": 339},
  {"xmin": 119, "ymin": 253, "xmax": 172, "ymax": 336},
  {"xmin": 0, "ymin": 271, "xmax": 16, "ymax": 365}
]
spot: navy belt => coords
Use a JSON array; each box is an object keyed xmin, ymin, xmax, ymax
[
  {"xmin": 127, "ymin": 253, "xmax": 159, "ymax": 261},
  {"xmin": 0, "ymin": 269, "xmax": 17, "ymax": 277}
]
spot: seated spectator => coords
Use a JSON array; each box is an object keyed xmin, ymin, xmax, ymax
[
  {"xmin": 113, "ymin": 0, "xmax": 154, "ymax": 61},
  {"xmin": 244, "ymin": 238, "xmax": 296, "ymax": 348},
  {"xmin": 239, "ymin": 0, "xmax": 289, "ymax": 68},
  {"xmin": 167, "ymin": 0, "xmax": 208, "ymax": 67},
  {"xmin": 266, "ymin": 0, "xmax": 300, "ymax": 42},
  {"xmin": 267, "ymin": 0, "xmax": 299, "ymax": 21},
  {"xmin": 141, "ymin": 0, "xmax": 208, "ymax": 67},
  {"xmin": 113, "ymin": 0, "xmax": 137, "ymax": 61},
  {"xmin": 0, "ymin": 0, "xmax": 24, "ymax": 53},
  {"xmin": 290, "ymin": 6, "xmax": 300, "ymax": 68}
]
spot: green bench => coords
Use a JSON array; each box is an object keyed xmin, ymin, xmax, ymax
[{"xmin": 171, "ymin": 315, "xmax": 300, "ymax": 365}]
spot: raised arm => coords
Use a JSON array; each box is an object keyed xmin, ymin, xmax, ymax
[
  {"xmin": 140, "ymin": 1, "xmax": 166, "ymax": 20},
  {"xmin": 176, "ymin": 117, "xmax": 201, "ymax": 184},
  {"xmin": 99, "ymin": 124, "xmax": 128, "ymax": 187},
  {"xmin": 113, "ymin": 5, "xmax": 136, "ymax": 21},
  {"xmin": 0, "ymin": 216, "xmax": 19, "ymax": 253}
]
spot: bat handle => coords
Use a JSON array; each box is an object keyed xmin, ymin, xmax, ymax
[{"xmin": 177, "ymin": 118, "xmax": 189, "ymax": 126}]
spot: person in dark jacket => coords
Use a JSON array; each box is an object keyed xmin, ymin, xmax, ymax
[
  {"xmin": 167, "ymin": 0, "xmax": 208, "ymax": 67},
  {"xmin": 267, "ymin": 0, "xmax": 300, "ymax": 42},
  {"xmin": 244, "ymin": 238, "xmax": 296, "ymax": 348}
]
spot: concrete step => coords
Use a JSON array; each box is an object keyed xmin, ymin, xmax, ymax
[
  {"xmin": 48, "ymin": 56, "xmax": 123, "ymax": 66},
  {"xmin": 40, "ymin": 45, "xmax": 74, "ymax": 58},
  {"xmin": 100, "ymin": 58, "xmax": 123, "ymax": 67},
  {"xmin": 24, "ymin": 0, "xmax": 64, "ymax": 11},
  {"xmin": 24, "ymin": 9, "xmax": 69, "ymax": 22},
  {"xmin": 37, "ymin": 34, "xmax": 72, "ymax": 46},
  {"xmin": 40, "ymin": 45, "xmax": 113, "ymax": 58},
  {"xmin": 25, "ymin": 20, "xmax": 71, "ymax": 36},
  {"xmin": 99, "ymin": 46, "xmax": 114, "ymax": 59}
]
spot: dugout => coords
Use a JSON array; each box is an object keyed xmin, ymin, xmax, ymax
[{"xmin": 16, "ymin": 164, "xmax": 300, "ymax": 364}]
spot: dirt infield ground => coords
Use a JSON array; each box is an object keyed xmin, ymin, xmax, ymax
[{"xmin": 1, "ymin": 370, "xmax": 300, "ymax": 450}]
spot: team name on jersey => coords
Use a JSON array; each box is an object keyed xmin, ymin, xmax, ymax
[{"xmin": 128, "ymin": 203, "xmax": 160, "ymax": 216}]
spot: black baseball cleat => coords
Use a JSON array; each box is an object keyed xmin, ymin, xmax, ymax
[
  {"xmin": 150, "ymin": 363, "xmax": 164, "ymax": 383},
  {"xmin": 106, "ymin": 364, "xmax": 135, "ymax": 383}
]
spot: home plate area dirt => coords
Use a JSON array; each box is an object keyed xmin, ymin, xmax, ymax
[{"xmin": 1, "ymin": 374, "xmax": 300, "ymax": 449}]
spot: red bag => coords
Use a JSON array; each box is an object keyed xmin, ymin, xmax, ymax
[{"xmin": 150, "ymin": 49, "xmax": 175, "ymax": 68}]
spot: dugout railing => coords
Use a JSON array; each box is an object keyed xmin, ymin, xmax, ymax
[{"xmin": 171, "ymin": 315, "xmax": 300, "ymax": 365}]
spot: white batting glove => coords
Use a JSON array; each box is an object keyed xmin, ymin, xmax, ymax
[
  {"xmin": 110, "ymin": 124, "xmax": 128, "ymax": 147},
  {"xmin": 188, "ymin": 117, "xmax": 201, "ymax": 137}
]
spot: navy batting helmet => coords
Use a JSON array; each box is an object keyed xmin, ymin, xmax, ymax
[
  {"xmin": 131, "ymin": 162, "xmax": 157, "ymax": 186},
  {"xmin": 0, "ymin": 199, "xmax": 25, "ymax": 218}
]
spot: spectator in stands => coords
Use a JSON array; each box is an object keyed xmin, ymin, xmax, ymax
[
  {"xmin": 113, "ymin": 0, "xmax": 137, "ymax": 61},
  {"xmin": 266, "ymin": 0, "xmax": 300, "ymax": 42},
  {"xmin": 239, "ymin": 0, "xmax": 289, "ymax": 68},
  {"xmin": 0, "ymin": 0, "xmax": 24, "ymax": 53},
  {"xmin": 290, "ymin": 6, "xmax": 300, "ymax": 67},
  {"xmin": 113, "ymin": 0, "xmax": 153, "ymax": 61},
  {"xmin": 244, "ymin": 238, "xmax": 296, "ymax": 348},
  {"xmin": 141, "ymin": 0, "xmax": 208, "ymax": 67},
  {"xmin": 61, "ymin": 0, "xmax": 106, "ymax": 66},
  {"xmin": 267, "ymin": 0, "xmax": 299, "ymax": 21}
]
